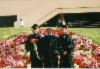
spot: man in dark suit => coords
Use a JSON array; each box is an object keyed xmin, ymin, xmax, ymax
[
  {"xmin": 58, "ymin": 28, "xmax": 74, "ymax": 68},
  {"xmin": 42, "ymin": 28, "xmax": 61, "ymax": 68},
  {"xmin": 56, "ymin": 19, "xmax": 67, "ymax": 28},
  {"xmin": 25, "ymin": 24, "xmax": 42, "ymax": 68}
]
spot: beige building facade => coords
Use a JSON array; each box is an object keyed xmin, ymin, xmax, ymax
[{"xmin": 0, "ymin": 0, "xmax": 100, "ymax": 27}]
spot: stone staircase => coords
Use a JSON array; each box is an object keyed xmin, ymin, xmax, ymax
[
  {"xmin": 14, "ymin": 0, "xmax": 59, "ymax": 27},
  {"xmin": 1, "ymin": 0, "xmax": 100, "ymax": 27}
]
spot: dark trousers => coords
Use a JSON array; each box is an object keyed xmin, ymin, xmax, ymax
[
  {"xmin": 60, "ymin": 54, "xmax": 74, "ymax": 68},
  {"xmin": 43, "ymin": 54, "xmax": 58, "ymax": 68},
  {"xmin": 30, "ymin": 54, "xmax": 42, "ymax": 68}
]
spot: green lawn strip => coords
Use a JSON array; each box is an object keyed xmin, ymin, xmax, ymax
[
  {"xmin": 0, "ymin": 27, "xmax": 32, "ymax": 40},
  {"xmin": 69, "ymin": 28, "xmax": 100, "ymax": 44},
  {"xmin": 0, "ymin": 27, "xmax": 100, "ymax": 45}
]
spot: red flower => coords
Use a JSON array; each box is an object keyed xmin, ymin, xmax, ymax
[
  {"xmin": 25, "ymin": 59, "xmax": 31, "ymax": 64},
  {"xmin": 81, "ymin": 54, "xmax": 88, "ymax": 57},
  {"xmin": 22, "ymin": 55, "xmax": 27, "ymax": 58},
  {"xmin": 73, "ymin": 55, "xmax": 82, "ymax": 64},
  {"xmin": 93, "ymin": 47, "xmax": 100, "ymax": 56},
  {"xmin": 18, "ymin": 66, "xmax": 25, "ymax": 68},
  {"xmin": 79, "ymin": 63, "xmax": 87, "ymax": 68},
  {"xmin": 0, "ymin": 50, "xmax": 2, "ymax": 53}
]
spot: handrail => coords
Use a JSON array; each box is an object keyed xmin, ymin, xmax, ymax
[
  {"xmin": 36, "ymin": 8, "xmax": 71, "ymax": 23},
  {"xmin": 36, "ymin": 8, "xmax": 58, "ymax": 23}
]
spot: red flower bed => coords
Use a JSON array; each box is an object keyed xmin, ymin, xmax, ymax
[
  {"xmin": 73, "ymin": 33, "xmax": 100, "ymax": 68},
  {"xmin": 0, "ymin": 29, "xmax": 100, "ymax": 68},
  {"xmin": 0, "ymin": 33, "xmax": 31, "ymax": 68}
]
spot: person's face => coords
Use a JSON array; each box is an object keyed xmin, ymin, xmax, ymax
[
  {"xmin": 47, "ymin": 30, "xmax": 53, "ymax": 35},
  {"xmin": 33, "ymin": 29, "xmax": 39, "ymax": 34},
  {"xmin": 62, "ymin": 28, "xmax": 68, "ymax": 34},
  {"xmin": 58, "ymin": 20, "xmax": 61, "ymax": 22}
]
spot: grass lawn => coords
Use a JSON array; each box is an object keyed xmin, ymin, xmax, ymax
[
  {"xmin": 69, "ymin": 28, "xmax": 100, "ymax": 45},
  {"xmin": 0, "ymin": 27, "xmax": 32, "ymax": 40},
  {"xmin": 0, "ymin": 27, "xmax": 100, "ymax": 44}
]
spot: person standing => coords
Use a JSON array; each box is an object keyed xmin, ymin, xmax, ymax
[
  {"xmin": 42, "ymin": 28, "xmax": 61, "ymax": 68},
  {"xmin": 20, "ymin": 19, "xmax": 24, "ymax": 27},
  {"xmin": 56, "ymin": 19, "xmax": 67, "ymax": 28},
  {"xmin": 58, "ymin": 28, "xmax": 74, "ymax": 68},
  {"xmin": 62, "ymin": 20, "xmax": 67, "ymax": 28},
  {"xmin": 56, "ymin": 19, "xmax": 62, "ymax": 28},
  {"xmin": 25, "ymin": 24, "xmax": 42, "ymax": 68}
]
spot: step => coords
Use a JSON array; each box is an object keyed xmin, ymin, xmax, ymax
[
  {"xmin": 85, "ymin": 25, "xmax": 97, "ymax": 27},
  {"xmin": 90, "ymin": 23, "xmax": 100, "ymax": 25}
]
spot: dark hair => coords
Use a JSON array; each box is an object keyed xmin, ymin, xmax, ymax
[
  {"xmin": 20, "ymin": 19, "xmax": 22, "ymax": 20},
  {"xmin": 46, "ymin": 28, "xmax": 52, "ymax": 31},
  {"xmin": 31, "ymin": 24, "xmax": 39, "ymax": 29}
]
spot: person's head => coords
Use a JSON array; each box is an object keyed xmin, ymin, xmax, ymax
[
  {"xmin": 33, "ymin": 29, "xmax": 39, "ymax": 34},
  {"xmin": 58, "ymin": 19, "xmax": 62, "ymax": 23},
  {"xmin": 20, "ymin": 19, "xmax": 22, "ymax": 21},
  {"xmin": 32, "ymin": 24, "xmax": 39, "ymax": 29},
  {"xmin": 58, "ymin": 19, "xmax": 60, "ymax": 22},
  {"xmin": 61, "ymin": 28, "xmax": 69, "ymax": 34},
  {"xmin": 32, "ymin": 24, "xmax": 39, "ymax": 34},
  {"xmin": 46, "ymin": 28, "xmax": 53, "ymax": 35}
]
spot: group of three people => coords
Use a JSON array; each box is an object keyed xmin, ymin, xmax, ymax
[{"xmin": 25, "ymin": 24, "xmax": 74, "ymax": 68}]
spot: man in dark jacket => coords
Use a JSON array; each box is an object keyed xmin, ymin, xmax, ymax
[
  {"xmin": 56, "ymin": 19, "xmax": 62, "ymax": 28},
  {"xmin": 25, "ymin": 24, "xmax": 42, "ymax": 68},
  {"xmin": 56, "ymin": 19, "xmax": 67, "ymax": 28},
  {"xmin": 58, "ymin": 28, "xmax": 74, "ymax": 68},
  {"xmin": 42, "ymin": 28, "xmax": 61, "ymax": 68}
]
